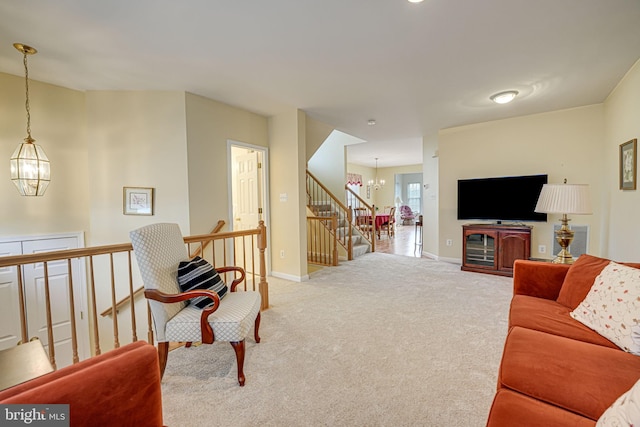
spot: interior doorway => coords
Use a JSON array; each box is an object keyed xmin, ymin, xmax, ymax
[{"xmin": 228, "ymin": 141, "xmax": 270, "ymax": 274}]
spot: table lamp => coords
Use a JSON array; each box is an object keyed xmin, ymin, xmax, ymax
[{"xmin": 534, "ymin": 180, "xmax": 592, "ymax": 264}]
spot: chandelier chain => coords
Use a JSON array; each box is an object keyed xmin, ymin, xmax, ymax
[{"xmin": 23, "ymin": 51, "xmax": 32, "ymax": 141}]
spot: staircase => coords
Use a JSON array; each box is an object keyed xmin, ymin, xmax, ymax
[
  {"xmin": 310, "ymin": 202, "xmax": 371, "ymax": 259},
  {"xmin": 306, "ymin": 170, "xmax": 371, "ymax": 262}
]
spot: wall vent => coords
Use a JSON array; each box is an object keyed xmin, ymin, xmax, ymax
[{"xmin": 552, "ymin": 225, "xmax": 589, "ymax": 259}]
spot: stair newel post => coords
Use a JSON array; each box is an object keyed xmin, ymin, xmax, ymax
[
  {"xmin": 332, "ymin": 215, "xmax": 338, "ymax": 266},
  {"xmin": 347, "ymin": 208, "xmax": 353, "ymax": 260},
  {"xmin": 257, "ymin": 220, "xmax": 269, "ymax": 310}
]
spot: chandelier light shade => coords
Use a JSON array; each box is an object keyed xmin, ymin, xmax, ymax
[
  {"xmin": 535, "ymin": 181, "xmax": 592, "ymax": 264},
  {"xmin": 368, "ymin": 158, "xmax": 385, "ymax": 190},
  {"xmin": 10, "ymin": 43, "xmax": 51, "ymax": 197}
]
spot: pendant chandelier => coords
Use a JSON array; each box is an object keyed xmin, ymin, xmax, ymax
[
  {"xmin": 368, "ymin": 158, "xmax": 385, "ymax": 190},
  {"xmin": 10, "ymin": 43, "xmax": 51, "ymax": 197}
]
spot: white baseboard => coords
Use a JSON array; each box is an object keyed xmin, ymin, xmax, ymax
[
  {"xmin": 271, "ymin": 271, "xmax": 310, "ymax": 282},
  {"xmin": 438, "ymin": 256, "xmax": 462, "ymax": 265}
]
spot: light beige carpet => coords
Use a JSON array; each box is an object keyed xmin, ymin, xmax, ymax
[{"xmin": 161, "ymin": 252, "xmax": 512, "ymax": 427}]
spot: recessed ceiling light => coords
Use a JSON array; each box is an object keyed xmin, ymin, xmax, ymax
[
  {"xmin": 408, "ymin": 0, "xmax": 424, "ymax": 3},
  {"xmin": 490, "ymin": 91, "xmax": 519, "ymax": 104},
  {"xmin": 368, "ymin": 119, "xmax": 377, "ymax": 126}
]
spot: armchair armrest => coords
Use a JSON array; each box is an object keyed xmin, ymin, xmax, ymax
[
  {"xmin": 143, "ymin": 265, "xmax": 246, "ymax": 345},
  {"xmin": 216, "ymin": 266, "xmax": 246, "ymax": 292},
  {"xmin": 512, "ymin": 260, "xmax": 570, "ymax": 300},
  {"xmin": 144, "ymin": 288, "xmax": 221, "ymax": 344}
]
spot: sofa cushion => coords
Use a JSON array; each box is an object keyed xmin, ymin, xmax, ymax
[
  {"xmin": 556, "ymin": 254, "xmax": 640, "ymax": 309},
  {"xmin": 487, "ymin": 389, "xmax": 595, "ymax": 427},
  {"xmin": 499, "ymin": 327, "xmax": 640, "ymax": 421},
  {"xmin": 571, "ymin": 261, "xmax": 640, "ymax": 355},
  {"xmin": 556, "ymin": 254, "xmax": 613, "ymax": 309},
  {"xmin": 177, "ymin": 256, "xmax": 228, "ymax": 309},
  {"xmin": 509, "ymin": 295, "xmax": 618, "ymax": 349},
  {"xmin": 597, "ymin": 377, "xmax": 640, "ymax": 426}
]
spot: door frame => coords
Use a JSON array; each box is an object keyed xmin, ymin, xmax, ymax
[{"xmin": 227, "ymin": 140, "xmax": 271, "ymax": 275}]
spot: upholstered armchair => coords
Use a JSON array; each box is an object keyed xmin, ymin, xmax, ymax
[
  {"xmin": 129, "ymin": 223, "xmax": 262, "ymax": 386},
  {"xmin": 400, "ymin": 205, "xmax": 415, "ymax": 225}
]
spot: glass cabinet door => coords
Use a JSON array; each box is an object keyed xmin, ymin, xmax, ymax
[{"xmin": 464, "ymin": 233, "xmax": 495, "ymax": 267}]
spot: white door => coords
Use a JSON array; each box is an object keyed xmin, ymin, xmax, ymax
[
  {"xmin": 0, "ymin": 242, "xmax": 24, "ymax": 350},
  {"xmin": 230, "ymin": 143, "xmax": 268, "ymax": 276},
  {"xmin": 233, "ymin": 150, "xmax": 261, "ymax": 231},
  {"xmin": 20, "ymin": 236, "xmax": 87, "ymax": 368}
]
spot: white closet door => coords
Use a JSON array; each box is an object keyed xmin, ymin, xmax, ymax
[
  {"xmin": 22, "ymin": 236, "xmax": 86, "ymax": 368},
  {"xmin": 0, "ymin": 242, "xmax": 24, "ymax": 351}
]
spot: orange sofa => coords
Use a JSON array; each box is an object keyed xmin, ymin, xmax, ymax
[
  {"xmin": 486, "ymin": 255, "xmax": 640, "ymax": 426},
  {"xmin": 0, "ymin": 341, "xmax": 164, "ymax": 427}
]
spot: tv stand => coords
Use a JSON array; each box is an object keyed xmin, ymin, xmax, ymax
[{"xmin": 461, "ymin": 224, "xmax": 532, "ymax": 277}]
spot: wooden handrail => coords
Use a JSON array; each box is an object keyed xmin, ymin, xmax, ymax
[
  {"xmin": 306, "ymin": 169, "xmax": 350, "ymax": 212},
  {"xmin": 189, "ymin": 220, "xmax": 225, "ymax": 258},
  {"xmin": 345, "ymin": 186, "xmax": 377, "ymax": 252},
  {"xmin": 306, "ymin": 170, "xmax": 354, "ymax": 261}
]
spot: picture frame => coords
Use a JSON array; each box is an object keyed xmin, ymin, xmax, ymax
[
  {"xmin": 123, "ymin": 187, "xmax": 154, "ymax": 215},
  {"xmin": 620, "ymin": 139, "xmax": 637, "ymax": 190}
]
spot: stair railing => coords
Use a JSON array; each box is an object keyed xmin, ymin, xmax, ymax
[
  {"xmin": 306, "ymin": 215, "xmax": 339, "ymax": 266},
  {"xmin": 306, "ymin": 170, "xmax": 353, "ymax": 260},
  {"xmin": 345, "ymin": 186, "xmax": 377, "ymax": 253}
]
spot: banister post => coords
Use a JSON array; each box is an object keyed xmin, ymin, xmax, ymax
[{"xmin": 257, "ymin": 220, "xmax": 269, "ymax": 310}]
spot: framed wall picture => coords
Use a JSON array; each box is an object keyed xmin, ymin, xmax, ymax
[
  {"xmin": 620, "ymin": 139, "xmax": 637, "ymax": 190},
  {"xmin": 123, "ymin": 187, "xmax": 154, "ymax": 215}
]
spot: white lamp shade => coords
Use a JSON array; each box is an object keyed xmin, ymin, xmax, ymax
[
  {"xmin": 535, "ymin": 184, "xmax": 592, "ymax": 215},
  {"xmin": 10, "ymin": 141, "xmax": 51, "ymax": 196}
]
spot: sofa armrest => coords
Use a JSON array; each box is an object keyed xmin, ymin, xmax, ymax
[
  {"xmin": 513, "ymin": 260, "xmax": 570, "ymax": 300},
  {"xmin": 0, "ymin": 341, "xmax": 163, "ymax": 427}
]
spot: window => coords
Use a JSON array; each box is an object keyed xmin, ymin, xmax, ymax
[{"xmin": 407, "ymin": 182, "xmax": 421, "ymax": 213}]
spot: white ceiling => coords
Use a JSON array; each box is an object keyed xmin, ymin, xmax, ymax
[{"xmin": 1, "ymin": 0, "xmax": 639, "ymax": 168}]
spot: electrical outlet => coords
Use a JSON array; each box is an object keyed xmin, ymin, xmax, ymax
[
  {"xmin": 280, "ymin": 250, "xmax": 285, "ymax": 258},
  {"xmin": 446, "ymin": 239, "xmax": 453, "ymax": 247},
  {"xmin": 538, "ymin": 245, "xmax": 546, "ymax": 254}
]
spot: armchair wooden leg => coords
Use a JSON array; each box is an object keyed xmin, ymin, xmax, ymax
[
  {"xmin": 157, "ymin": 342, "xmax": 169, "ymax": 379},
  {"xmin": 230, "ymin": 341, "xmax": 246, "ymax": 386},
  {"xmin": 254, "ymin": 312, "xmax": 261, "ymax": 343}
]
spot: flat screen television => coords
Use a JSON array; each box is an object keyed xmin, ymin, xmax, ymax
[{"xmin": 457, "ymin": 174, "xmax": 548, "ymax": 222}]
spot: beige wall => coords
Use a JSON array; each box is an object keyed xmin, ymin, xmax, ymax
[
  {"xmin": 603, "ymin": 59, "xmax": 640, "ymax": 261},
  {"xmin": 184, "ymin": 92, "xmax": 269, "ymax": 235},
  {"xmin": 346, "ymin": 163, "xmax": 422, "ymax": 210},
  {"xmin": 305, "ymin": 117, "xmax": 334, "ymax": 161},
  {"xmin": 269, "ymin": 109, "xmax": 307, "ymax": 280},
  {"xmin": 86, "ymin": 91, "xmax": 191, "ymax": 245},
  {"xmin": 0, "ymin": 73, "xmax": 89, "ymax": 238},
  {"xmin": 309, "ymin": 130, "xmax": 367, "ymax": 199},
  {"xmin": 438, "ymin": 105, "xmax": 605, "ymax": 262},
  {"xmin": 422, "ymin": 135, "xmax": 438, "ymax": 257}
]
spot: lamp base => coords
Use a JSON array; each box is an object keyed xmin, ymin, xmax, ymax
[{"xmin": 552, "ymin": 215, "xmax": 575, "ymax": 265}]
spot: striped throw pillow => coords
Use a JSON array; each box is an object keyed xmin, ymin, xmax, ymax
[{"xmin": 177, "ymin": 256, "xmax": 228, "ymax": 309}]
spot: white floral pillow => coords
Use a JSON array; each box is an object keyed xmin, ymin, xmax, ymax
[
  {"xmin": 597, "ymin": 378, "xmax": 640, "ymax": 426},
  {"xmin": 570, "ymin": 261, "xmax": 640, "ymax": 355}
]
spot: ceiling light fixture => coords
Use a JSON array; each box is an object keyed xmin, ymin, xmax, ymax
[
  {"xmin": 368, "ymin": 158, "xmax": 385, "ymax": 190},
  {"xmin": 408, "ymin": 0, "xmax": 424, "ymax": 3},
  {"xmin": 367, "ymin": 119, "xmax": 376, "ymax": 126},
  {"xmin": 490, "ymin": 90, "xmax": 519, "ymax": 104},
  {"xmin": 10, "ymin": 43, "xmax": 51, "ymax": 196}
]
